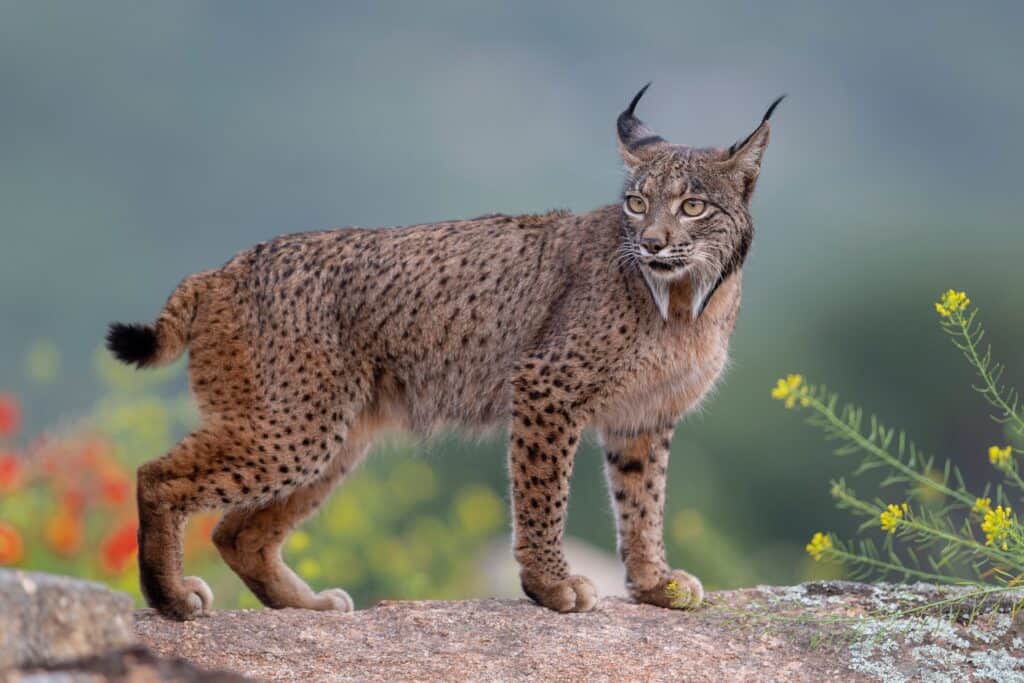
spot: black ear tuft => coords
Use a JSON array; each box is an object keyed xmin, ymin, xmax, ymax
[
  {"xmin": 617, "ymin": 82, "xmax": 665, "ymax": 157},
  {"xmin": 106, "ymin": 322, "xmax": 158, "ymax": 368},
  {"xmin": 762, "ymin": 94, "xmax": 786, "ymax": 123},
  {"xmin": 625, "ymin": 82, "xmax": 652, "ymax": 118},
  {"xmin": 728, "ymin": 94, "xmax": 786, "ymax": 157}
]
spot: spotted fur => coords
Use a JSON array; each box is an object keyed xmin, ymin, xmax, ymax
[{"xmin": 108, "ymin": 86, "xmax": 778, "ymax": 620}]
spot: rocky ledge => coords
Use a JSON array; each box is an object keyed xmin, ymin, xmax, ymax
[
  {"xmin": 4, "ymin": 570, "xmax": 1024, "ymax": 682},
  {"xmin": 135, "ymin": 582, "xmax": 1024, "ymax": 682}
]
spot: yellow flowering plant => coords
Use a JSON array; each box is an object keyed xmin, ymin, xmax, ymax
[
  {"xmin": 879, "ymin": 503, "xmax": 909, "ymax": 534},
  {"xmin": 805, "ymin": 532, "xmax": 832, "ymax": 561},
  {"xmin": 989, "ymin": 445, "xmax": 1012, "ymax": 468},
  {"xmin": 778, "ymin": 290, "xmax": 1024, "ymax": 595}
]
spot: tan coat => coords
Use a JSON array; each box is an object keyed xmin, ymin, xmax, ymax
[{"xmin": 107, "ymin": 86, "xmax": 779, "ymax": 619}]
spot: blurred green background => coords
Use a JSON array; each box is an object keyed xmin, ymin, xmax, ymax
[{"xmin": 2, "ymin": 1, "xmax": 1024, "ymax": 606}]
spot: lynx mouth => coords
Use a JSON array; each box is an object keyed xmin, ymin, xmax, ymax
[{"xmin": 642, "ymin": 259, "xmax": 687, "ymax": 278}]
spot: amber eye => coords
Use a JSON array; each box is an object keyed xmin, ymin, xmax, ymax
[
  {"xmin": 625, "ymin": 195, "xmax": 647, "ymax": 215},
  {"xmin": 681, "ymin": 198, "xmax": 706, "ymax": 217}
]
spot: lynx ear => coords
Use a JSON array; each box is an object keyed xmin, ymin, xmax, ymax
[
  {"xmin": 726, "ymin": 95, "xmax": 784, "ymax": 202},
  {"xmin": 617, "ymin": 83, "xmax": 667, "ymax": 169}
]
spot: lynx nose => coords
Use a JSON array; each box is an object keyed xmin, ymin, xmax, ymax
[{"xmin": 640, "ymin": 236, "xmax": 666, "ymax": 254}]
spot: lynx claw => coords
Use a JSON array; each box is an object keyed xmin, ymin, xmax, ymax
[
  {"xmin": 159, "ymin": 576, "xmax": 213, "ymax": 621},
  {"xmin": 523, "ymin": 574, "xmax": 598, "ymax": 613},
  {"xmin": 631, "ymin": 569, "xmax": 704, "ymax": 609},
  {"xmin": 314, "ymin": 587, "xmax": 354, "ymax": 612}
]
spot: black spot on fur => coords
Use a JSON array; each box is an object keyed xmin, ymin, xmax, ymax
[
  {"xmin": 617, "ymin": 458, "xmax": 644, "ymax": 474},
  {"xmin": 106, "ymin": 322, "xmax": 158, "ymax": 368}
]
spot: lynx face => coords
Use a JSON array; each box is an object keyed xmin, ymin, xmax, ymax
[{"xmin": 616, "ymin": 84, "xmax": 783, "ymax": 320}]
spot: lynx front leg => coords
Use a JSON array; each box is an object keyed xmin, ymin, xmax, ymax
[
  {"xmin": 600, "ymin": 425, "xmax": 703, "ymax": 609},
  {"xmin": 509, "ymin": 379, "xmax": 596, "ymax": 613}
]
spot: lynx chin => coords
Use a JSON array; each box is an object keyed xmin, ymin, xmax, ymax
[{"xmin": 107, "ymin": 84, "xmax": 781, "ymax": 620}]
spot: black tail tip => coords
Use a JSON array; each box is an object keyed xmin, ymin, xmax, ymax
[{"xmin": 106, "ymin": 322, "xmax": 158, "ymax": 368}]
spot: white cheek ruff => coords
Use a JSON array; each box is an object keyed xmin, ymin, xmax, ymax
[
  {"xmin": 639, "ymin": 262, "xmax": 721, "ymax": 323},
  {"xmin": 690, "ymin": 276, "xmax": 717, "ymax": 321},
  {"xmin": 640, "ymin": 268, "xmax": 671, "ymax": 321}
]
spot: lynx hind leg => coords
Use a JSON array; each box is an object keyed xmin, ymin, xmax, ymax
[
  {"xmin": 137, "ymin": 429, "xmax": 253, "ymax": 620},
  {"xmin": 213, "ymin": 440, "xmax": 370, "ymax": 612}
]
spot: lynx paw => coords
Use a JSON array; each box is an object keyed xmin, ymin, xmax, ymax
[
  {"xmin": 156, "ymin": 576, "xmax": 213, "ymax": 621},
  {"xmin": 523, "ymin": 574, "xmax": 598, "ymax": 613},
  {"xmin": 630, "ymin": 569, "xmax": 703, "ymax": 609},
  {"xmin": 312, "ymin": 587, "xmax": 354, "ymax": 612}
]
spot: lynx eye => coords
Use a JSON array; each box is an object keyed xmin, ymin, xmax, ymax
[
  {"xmin": 681, "ymin": 199, "xmax": 706, "ymax": 217},
  {"xmin": 625, "ymin": 195, "xmax": 647, "ymax": 215}
]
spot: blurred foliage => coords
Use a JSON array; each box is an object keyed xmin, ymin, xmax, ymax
[{"xmin": 0, "ymin": 344, "xmax": 505, "ymax": 608}]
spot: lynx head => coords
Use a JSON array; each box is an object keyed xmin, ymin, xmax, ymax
[{"xmin": 616, "ymin": 84, "xmax": 783, "ymax": 321}]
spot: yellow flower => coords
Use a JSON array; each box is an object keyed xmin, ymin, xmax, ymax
[
  {"xmin": 297, "ymin": 557, "xmax": 322, "ymax": 579},
  {"xmin": 879, "ymin": 503, "xmax": 909, "ymax": 534},
  {"xmin": 981, "ymin": 505, "xmax": 1014, "ymax": 551},
  {"xmin": 934, "ymin": 289, "xmax": 970, "ymax": 317},
  {"xmin": 287, "ymin": 530, "xmax": 311, "ymax": 553},
  {"xmin": 664, "ymin": 579, "xmax": 682, "ymax": 607},
  {"xmin": 989, "ymin": 445, "xmax": 1013, "ymax": 468},
  {"xmin": 805, "ymin": 532, "xmax": 832, "ymax": 561},
  {"xmin": 973, "ymin": 497, "xmax": 992, "ymax": 515},
  {"xmin": 771, "ymin": 374, "xmax": 808, "ymax": 409}
]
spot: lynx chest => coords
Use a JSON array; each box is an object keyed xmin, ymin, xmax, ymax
[{"xmin": 595, "ymin": 276, "xmax": 741, "ymax": 432}]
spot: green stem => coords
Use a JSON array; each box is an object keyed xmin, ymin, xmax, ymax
[
  {"xmin": 952, "ymin": 311, "xmax": 1024, "ymax": 437},
  {"xmin": 901, "ymin": 517, "xmax": 1021, "ymax": 568},
  {"xmin": 1003, "ymin": 464, "xmax": 1024, "ymax": 494},
  {"xmin": 805, "ymin": 394, "xmax": 974, "ymax": 506},
  {"xmin": 894, "ymin": 584, "xmax": 1024, "ymax": 618},
  {"xmin": 826, "ymin": 547, "xmax": 963, "ymax": 584},
  {"xmin": 712, "ymin": 584, "xmax": 1019, "ymax": 629},
  {"xmin": 830, "ymin": 485, "xmax": 1020, "ymax": 568}
]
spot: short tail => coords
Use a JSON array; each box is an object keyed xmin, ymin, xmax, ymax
[{"xmin": 106, "ymin": 272, "xmax": 208, "ymax": 368}]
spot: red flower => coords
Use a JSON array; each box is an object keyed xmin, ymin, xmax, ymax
[
  {"xmin": 0, "ymin": 394, "xmax": 20, "ymax": 438},
  {"xmin": 100, "ymin": 474, "xmax": 131, "ymax": 506},
  {"xmin": 184, "ymin": 512, "xmax": 218, "ymax": 558},
  {"xmin": 45, "ymin": 506, "xmax": 84, "ymax": 556},
  {"xmin": 0, "ymin": 522, "xmax": 23, "ymax": 565},
  {"xmin": 81, "ymin": 439, "xmax": 109, "ymax": 467},
  {"xmin": 100, "ymin": 521, "xmax": 138, "ymax": 574},
  {"xmin": 0, "ymin": 453, "xmax": 20, "ymax": 492},
  {"xmin": 59, "ymin": 488, "xmax": 86, "ymax": 513},
  {"xmin": 198, "ymin": 514, "xmax": 217, "ymax": 539}
]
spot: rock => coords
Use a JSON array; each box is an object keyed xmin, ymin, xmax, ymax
[
  {"xmin": 0, "ymin": 570, "xmax": 135, "ymax": 670},
  {"xmin": 0, "ymin": 570, "xmax": 248, "ymax": 682},
  {"xmin": 6, "ymin": 572, "xmax": 1022, "ymax": 681},
  {"xmin": 134, "ymin": 581, "xmax": 1024, "ymax": 682},
  {"xmin": 7, "ymin": 646, "xmax": 252, "ymax": 683}
]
